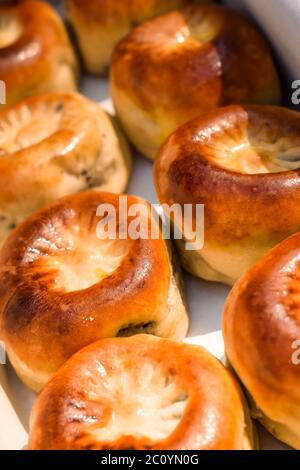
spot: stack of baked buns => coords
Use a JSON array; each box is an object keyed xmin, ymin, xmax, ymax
[{"xmin": 0, "ymin": 0, "xmax": 299, "ymax": 450}]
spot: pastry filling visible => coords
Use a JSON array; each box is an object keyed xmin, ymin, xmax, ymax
[
  {"xmin": 23, "ymin": 221, "xmax": 130, "ymax": 292},
  {"xmin": 0, "ymin": 14, "xmax": 22, "ymax": 48},
  {"xmin": 190, "ymin": 13, "xmax": 221, "ymax": 44},
  {"xmin": 92, "ymin": 362, "xmax": 188, "ymax": 443},
  {"xmin": 251, "ymin": 139, "xmax": 300, "ymax": 173},
  {"xmin": 117, "ymin": 322, "xmax": 157, "ymax": 337},
  {"xmin": 0, "ymin": 101, "xmax": 63, "ymax": 155},
  {"xmin": 205, "ymin": 128, "xmax": 300, "ymax": 175},
  {"xmin": 50, "ymin": 238, "xmax": 129, "ymax": 292}
]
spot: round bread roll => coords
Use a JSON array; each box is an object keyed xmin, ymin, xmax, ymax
[
  {"xmin": 28, "ymin": 335, "xmax": 256, "ymax": 450},
  {"xmin": 223, "ymin": 232, "xmax": 300, "ymax": 449},
  {"xmin": 0, "ymin": 0, "xmax": 78, "ymax": 107},
  {"xmin": 154, "ymin": 105, "xmax": 300, "ymax": 285},
  {"xmin": 0, "ymin": 192, "xmax": 189, "ymax": 392},
  {"xmin": 111, "ymin": 3, "xmax": 281, "ymax": 160},
  {"xmin": 65, "ymin": 0, "xmax": 205, "ymax": 75},
  {"xmin": 0, "ymin": 91, "xmax": 131, "ymax": 247}
]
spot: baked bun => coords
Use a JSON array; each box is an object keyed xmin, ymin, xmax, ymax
[
  {"xmin": 111, "ymin": 3, "xmax": 281, "ymax": 160},
  {"xmin": 154, "ymin": 105, "xmax": 300, "ymax": 285},
  {"xmin": 0, "ymin": 192, "xmax": 189, "ymax": 392},
  {"xmin": 65, "ymin": 0, "xmax": 201, "ymax": 75},
  {"xmin": 0, "ymin": 0, "xmax": 78, "ymax": 107},
  {"xmin": 0, "ymin": 91, "xmax": 131, "ymax": 247},
  {"xmin": 223, "ymin": 232, "xmax": 300, "ymax": 449},
  {"xmin": 28, "ymin": 335, "xmax": 256, "ymax": 450}
]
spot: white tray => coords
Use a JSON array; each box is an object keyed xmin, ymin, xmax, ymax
[{"xmin": 0, "ymin": 1, "xmax": 295, "ymax": 451}]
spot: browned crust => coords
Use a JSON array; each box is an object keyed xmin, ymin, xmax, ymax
[
  {"xmin": 154, "ymin": 105, "xmax": 300, "ymax": 246},
  {"xmin": 0, "ymin": 192, "xmax": 177, "ymax": 382},
  {"xmin": 111, "ymin": 4, "xmax": 280, "ymax": 123},
  {"xmin": 0, "ymin": 0, "xmax": 78, "ymax": 106},
  {"xmin": 0, "ymin": 91, "xmax": 132, "ymax": 248},
  {"xmin": 223, "ymin": 233, "xmax": 300, "ymax": 440},
  {"xmin": 66, "ymin": 0, "xmax": 190, "ymax": 24},
  {"xmin": 28, "ymin": 335, "xmax": 251, "ymax": 450},
  {"xmin": 65, "ymin": 0, "xmax": 195, "ymax": 74}
]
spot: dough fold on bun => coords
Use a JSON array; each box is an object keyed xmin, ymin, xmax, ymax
[
  {"xmin": 0, "ymin": 192, "xmax": 188, "ymax": 391},
  {"xmin": 29, "ymin": 335, "xmax": 256, "ymax": 450}
]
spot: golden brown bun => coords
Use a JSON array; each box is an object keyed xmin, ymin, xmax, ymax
[
  {"xmin": 0, "ymin": 0, "xmax": 78, "ymax": 106},
  {"xmin": 223, "ymin": 232, "xmax": 300, "ymax": 449},
  {"xmin": 66, "ymin": 0, "xmax": 205, "ymax": 75},
  {"xmin": 111, "ymin": 4, "xmax": 281, "ymax": 160},
  {"xmin": 0, "ymin": 192, "xmax": 189, "ymax": 392},
  {"xmin": 154, "ymin": 105, "xmax": 300, "ymax": 285},
  {"xmin": 0, "ymin": 92, "xmax": 131, "ymax": 247},
  {"xmin": 28, "ymin": 335, "xmax": 256, "ymax": 450}
]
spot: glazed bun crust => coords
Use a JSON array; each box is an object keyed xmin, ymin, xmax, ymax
[
  {"xmin": 223, "ymin": 233, "xmax": 300, "ymax": 449},
  {"xmin": 29, "ymin": 335, "xmax": 255, "ymax": 450},
  {"xmin": 0, "ymin": 92, "xmax": 131, "ymax": 247},
  {"xmin": 0, "ymin": 192, "xmax": 188, "ymax": 391},
  {"xmin": 66, "ymin": 0, "xmax": 194, "ymax": 74},
  {"xmin": 154, "ymin": 105, "xmax": 300, "ymax": 285},
  {"xmin": 0, "ymin": 0, "xmax": 78, "ymax": 106},
  {"xmin": 111, "ymin": 4, "xmax": 281, "ymax": 159}
]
